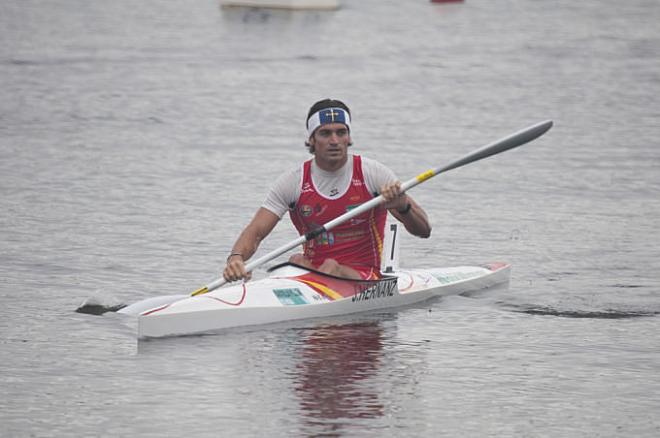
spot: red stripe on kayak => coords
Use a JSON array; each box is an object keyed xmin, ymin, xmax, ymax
[
  {"xmin": 398, "ymin": 273, "xmax": 415, "ymax": 292},
  {"xmin": 202, "ymin": 283, "xmax": 247, "ymax": 306},
  {"xmin": 485, "ymin": 262, "xmax": 508, "ymax": 271},
  {"xmin": 141, "ymin": 303, "xmax": 171, "ymax": 316}
]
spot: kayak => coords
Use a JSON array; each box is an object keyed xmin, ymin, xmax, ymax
[
  {"xmin": 136, "ymin": 261, "xmax": 510, "ymax": 339},
  {"xmin": 116, "ymin": 221, "xmax": 511, "ymax": 339}
]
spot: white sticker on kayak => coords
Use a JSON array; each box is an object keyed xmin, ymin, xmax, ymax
[
  {"xmin": 433, "ymin": 271, "xmax": 483, "ymax": 284},
  {"xmin": 273, "ymin": 288, "xmax": 309, "ymax": 305}
]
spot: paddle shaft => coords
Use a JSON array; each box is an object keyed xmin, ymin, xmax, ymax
[{"xmin": 192, "ymin": 120, "xmax": 553, "ymax": 296}]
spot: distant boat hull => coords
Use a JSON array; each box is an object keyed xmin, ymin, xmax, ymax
[{"xmin": 220, "ymin": 0, "xmax": 339, "ymax": 10}]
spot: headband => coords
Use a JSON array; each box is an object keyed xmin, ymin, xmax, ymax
[{"xmin": 306, "ymin": 107, "xmax": 351, "ymax": 137}]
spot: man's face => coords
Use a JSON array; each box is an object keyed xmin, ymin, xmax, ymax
[{"xmin": 309, "ymin": 122, "xmax": 351, "ymax": 166}]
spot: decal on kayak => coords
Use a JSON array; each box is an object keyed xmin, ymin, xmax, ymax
[
  {"xmin": 273, "ymin": 288, "xmax": 309, "ymax": 306},
  {"xmin": 291, "ymin": 270, "xmax": 399, "ymax": 302},
  {"xmin": 433, "ymin": 270, "xmax": 485, "ymax": 284},
  {"xmin": 397, "ymin": 272, "xmax": 432, "ymax": 293},
  {"xmin": 296, "ymin": 279, "xmax": 343, "ymax": 300},
  {"xmin": 351, "ymin": 277, "xmax": 397, "ymax": 303}
]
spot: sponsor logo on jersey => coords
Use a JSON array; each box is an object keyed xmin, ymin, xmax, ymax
[
  {"xmin": 335, "ymin": 229, "xmax": 366, "ymax": 240},
  {"xmin": 315, "ymin": 231, "xmax": 335, "ymax": 246},
  {"xmin": 300, "ymin": 205, "xmax": 313, "ymax": 217}
]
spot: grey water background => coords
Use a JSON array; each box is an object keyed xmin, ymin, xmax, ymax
[{"xmin": 2, "ymin": 0, "xmax": 659, "ymax": 436}]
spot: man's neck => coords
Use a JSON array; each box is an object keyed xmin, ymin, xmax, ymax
[{"xmin": 314, "ymin": 155, "xmax": 348, "ymax": 172}]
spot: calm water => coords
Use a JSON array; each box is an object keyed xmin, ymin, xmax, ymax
[{"xmin": 2, "ymin": 0, "xmax": 659, "ymax": 436}]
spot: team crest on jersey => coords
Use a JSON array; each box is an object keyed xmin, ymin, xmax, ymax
[
  {"xmin": 316, "ymin": 231, "xmax": 335, "ymax": 246},
  {"xmin": 300, "ymin": 205, "xmax": 313, "ymax": 217}
]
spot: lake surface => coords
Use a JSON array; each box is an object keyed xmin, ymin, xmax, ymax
[{"xmin": 1, "ymin": 0, "xmax": 659, "ymax": 436}]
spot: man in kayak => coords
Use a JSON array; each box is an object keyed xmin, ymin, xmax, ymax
[{"xmin": 223, "ymin": 98, "xmax": 431, "ymax": 282}]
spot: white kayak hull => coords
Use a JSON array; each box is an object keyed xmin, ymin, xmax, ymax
[{"xmin": 137, "ymin": 262, "xmax": 510, "ymax": 339}]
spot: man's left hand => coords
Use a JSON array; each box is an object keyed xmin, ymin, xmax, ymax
[{"xmin": 380, "ymin": 181, "xmax": 408, "ymax": 211}]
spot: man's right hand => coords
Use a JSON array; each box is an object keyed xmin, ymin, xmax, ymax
[{"xmin": 223, "ymin": 254, "xmax": 251, "ymax": 282}]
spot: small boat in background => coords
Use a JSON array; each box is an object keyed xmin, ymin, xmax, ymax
[{"xmin": 220, "ymin": 0, "xmax": 339, "ymax": 10}]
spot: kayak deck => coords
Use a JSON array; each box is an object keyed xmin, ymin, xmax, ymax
[{"xmin": 137, "ymin": 262, "xmax": 510, "ymax": 339}]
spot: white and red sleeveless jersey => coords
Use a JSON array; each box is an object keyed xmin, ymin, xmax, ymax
[{"xmin": 289, "ymin": 155, "xmax": 387, "ymax": 275}]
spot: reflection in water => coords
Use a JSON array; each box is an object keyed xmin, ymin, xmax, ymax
[{"xmin": 293, "ymin": 321, "xmax": 385, "ymax": 434}]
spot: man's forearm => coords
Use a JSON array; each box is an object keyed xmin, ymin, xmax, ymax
[{"xmin": 392, "ymin": 198, "xmax": 431, "ymax": 238}]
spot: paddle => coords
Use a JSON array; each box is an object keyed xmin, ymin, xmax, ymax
[{"xmin": 119, "ymin": 120, "xmax": 552, "ymax": 315}]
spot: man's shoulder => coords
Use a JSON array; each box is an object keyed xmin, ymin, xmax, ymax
[
  {"xmin": 354, "ymin": 154, "xmax": 397, "ymax": 193},
  {"xmin": 358, "ymin": 155, "xmax": 393, "ymax": 174},
  {"xmin": 263, "ymin": 163, "xmax": 304, "ymax": 217}
]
